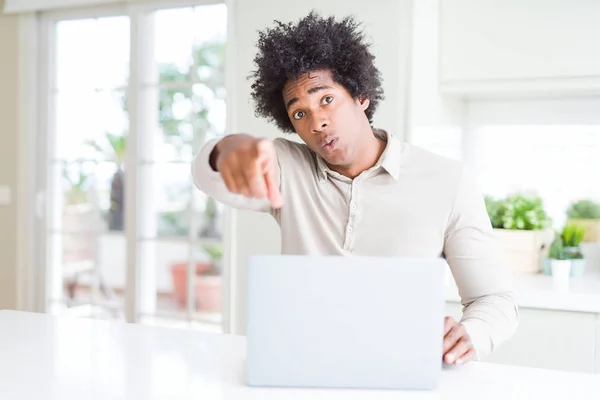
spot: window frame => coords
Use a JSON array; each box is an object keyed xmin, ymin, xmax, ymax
[{"xmin": 32, "ymin": 0, "xmax": 236, "ymax": 331}]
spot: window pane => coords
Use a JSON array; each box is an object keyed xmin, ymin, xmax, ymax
[
  {"xmin": 53, "ymin": 160, "xmax": 121, "ymax": 233},
  {"xmin": 193, "ymin": 82, "xmax": 226, "ymax": 140},
  {"xmin": 150, "ymin": 237, "xmax": 223, "ymax": 321},
  {"xmin": 146, "ymin": 83, "xmax": 225, "ymax": 163},
  {"xmin": 153, "ymin": 8, "xmax": 195, "ymax": 85},
  {"xmin": 48, "ymin": 232, "xmax": 125, "ymax": 320},
  {"xmin": 55, "ymin": 90, "xmax": 128, "ymax": 161},
  {"xmin": 143, "ymin": 83, "xmax": 226, "ymax": 164},
  {"xmin": 137, "ymin": 164, "xmax": 194, "ymax": 238},
  {"xmin": 191, "ymin": 3, "xmax": 226, "ymax": 85},
  {"xmin": 50, "ymin": 16, "xmax": 130, "ymax": 320},
  {"xmin": 193, "ymin": 4, "xmax": 227, "ymax": 46},
  {"xmin": 474, "ymin": 125, "xmax": 600, "ymax": 227},
  {"xmin": 156, "ymin": 86, "xmax": 194, "ymax": 162},
  {"xmin": 56, "ymin": 17, "xmax": 129, "ymax": 91},
  {"xmin": 195, "ymin": 194, "xmax": 225, "ymax": 241}
]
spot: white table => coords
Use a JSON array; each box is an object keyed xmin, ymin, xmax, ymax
[{"xmin": 0, "ymin": 310, "xmax": 598, "ymax": 399}]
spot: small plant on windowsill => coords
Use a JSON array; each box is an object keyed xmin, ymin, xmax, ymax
[
  {"xmin": 201, "ymin": 243, "xmax": 223, "ymax": 276},
  {"xmin": 547, "ymin": 235, "xmax": 571, "ymax": 284},
  {"xmin": 548, "ymin": 236, "xmax": 566, "ymax": 260},
  {"xmin": 85, "ymin": 131, "xmax": 127, "ymax": 231},
  {"xmin": 566, "ymin": 199, "xmax": 600, "ymax": 243},
  {"xmin": 561, "ymin": 223, "xmax": 586, "ymax": 277},
  {"xmin": 484, "ymin": 192, "xmax": 554, "ymax": 274},
  {"xmin": 194, "ymin": 243, "xmax": 223, "ymax": 313},
  {"xmin": 199, "ymin": 197, "xmax": 222, "ymax": 239}
]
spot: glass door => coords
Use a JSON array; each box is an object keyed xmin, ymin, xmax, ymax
[{"xmin": 41, "ymin": 3, "xmax": 228, "ymax": 332}]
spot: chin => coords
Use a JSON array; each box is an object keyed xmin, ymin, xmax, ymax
[{"xmin": 322, "ymin": 153, "xmax": 347, "ymax": 166}]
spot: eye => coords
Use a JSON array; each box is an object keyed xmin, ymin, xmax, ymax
[
  {"xmin": 292, "ymin": 110, "xmax": 305, "ymax": 120},
  {"xmin": 321, "ymin": 96, "xmax": 334, "ymax": 105}
]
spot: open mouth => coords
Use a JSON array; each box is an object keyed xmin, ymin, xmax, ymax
[{"xmin": 321, "ymin": 138, "xmax": 338, "ymax": 153}]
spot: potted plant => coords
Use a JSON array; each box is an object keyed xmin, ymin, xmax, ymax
[
  {"xmin": 199, "ymin": 197, "xmax": 222, "ymax": 239},
  {"xmin": 170, "ymin": 243, "xmax": 223, "ymax": 313},
  {"xmin": 561, "ymin": 222, "xmax": 586, "ymax": 277},
  {"xmin": 195, "ymin": 244, "xmax": 223, "ymax": 313},
  {"xmin": 566, "ymin": 199, "xmax": 600, "ymax": 243},
  {"xmin": 547, "ymin": 236, "xmax": 571, "ymax": 290},
  {"xmin": 61, "ymin": 163, "xmax": 103, "ymax": 261},
  {"xmin": 485, "ymin": 192, "xmax": 554, "ymax": 273},
  {"xmin": 85, "ymin": 131, "xmax": 127, "ymax": 231}
]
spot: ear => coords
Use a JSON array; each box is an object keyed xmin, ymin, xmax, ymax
[{"xmin": 358, "ymin": 97, "xmax": 370, "ymax": 111}]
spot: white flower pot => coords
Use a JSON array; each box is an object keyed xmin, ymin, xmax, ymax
[{"xmin": 550, "ymin": 260, "xmax": 571, "ymax": 292}]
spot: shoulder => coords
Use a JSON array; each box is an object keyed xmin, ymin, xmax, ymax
[
  {"xmin": 273, "ymin": 136, "xmax": 312, "ymax": 155},
  {"xmin": 400, "ymin": 143, "xmax": 465, "ymax": 184},
  {"xmin": 398, "ymin": 143, "xmax": 481, "ymax": 209},
  {"xmin": 272, "ymin": 136, "xmax": 318, "ymax": 166}
]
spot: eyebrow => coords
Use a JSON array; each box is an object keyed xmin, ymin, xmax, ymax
[{"xmin": 285, "ymin": 85, "xmax": 333, "ymax": 110}]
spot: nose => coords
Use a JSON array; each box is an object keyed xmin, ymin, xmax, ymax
[{"xmin": 310, "ymin": 111, "xmax": 329, "ymax": 134}]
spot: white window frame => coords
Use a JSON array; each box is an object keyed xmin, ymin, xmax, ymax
[{"xmin": 30, "ymin": 0, "xmax": 238, "ymax": 332}]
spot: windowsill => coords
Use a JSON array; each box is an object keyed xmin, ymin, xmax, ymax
[{"xmin": 445, "ymin": 270, "xmax": 600, "ymax": 314}]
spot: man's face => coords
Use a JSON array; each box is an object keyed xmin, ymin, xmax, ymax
[{"xmin": 282, "ymin": 69, "xmax": 370, "ymax": 167}]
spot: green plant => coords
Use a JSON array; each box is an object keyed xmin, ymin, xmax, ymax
[
  {"xmin": 85, "ymin": 131, "xmax": 127, "ymax": 230},
  {"xmin": 200, "ymin": 197, "xmax": 222, "ymax": 238},
  {"xmin": 203, "ymin": 243, "xmax": 223, "ymax": 261},
  {"xmin": 157, "ymin": 41, "xmax": 226, "ymax": 158},
  {"xmin": 485, "ymin": 192, "xmax": 551, "ymax": 230},
  {"xmin": 201, "ymin": 243, "xmax": 223, "ymax": 276},
  {"xmin": 566, "ymin": 199, "xmax": 600, "ymax": 220},
  {"xmin": 158, "ymin": 210, "xmax": 189, "ymax": 236},
  {"xmin": 484, "ymin": 196, "xmax": 504, "ymax": 229},
  {"xmin": 548, "ymin": 237, "xmax": 566, "ymax": 260},
  {"xmin": 560, "ymin": 223, "xmax": 586, "ymax": 260},
  {"xmin": 204, "ymin": 197, "xmax": 218, "ymax": 219},
  {"xmin": 62, "ymin": 163, "xmax": 90, "ymax": 205},
  {"xmin": 561, "ymin": 223, "xmax": 586, "ymax": 247},
  {"xmin": 85, "ymin": 132, "xmax": 127, "ymax": 165}
]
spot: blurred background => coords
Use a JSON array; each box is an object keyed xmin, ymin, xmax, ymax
[{"xmin": 0, "ymin": 0, "xmax": 599, "ymax": 374}]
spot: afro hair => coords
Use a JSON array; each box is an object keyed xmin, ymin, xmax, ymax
[{"xmin": 249, "ymin": 11, "xmax": 385, "ymax": 133}]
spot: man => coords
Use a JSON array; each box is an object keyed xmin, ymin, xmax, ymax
[{"xmin": 192, "ymin": 11, "xmax": 518, "ymax": 365}]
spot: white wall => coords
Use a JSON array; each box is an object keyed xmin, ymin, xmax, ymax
[
  {"xmin": 407, "ymin": 0, "xmax": 465, "ymax": 161},
  {"xmin": 439, "ymin": 0, "xmax": 600, "ymax": 83},
  {"xmin": 0, "ymin": 12, "xmax": 20, "ymax": 310},
  {"xmin": 465, "ymin": 98, "xmax": 600, "ymax": 126},
  {"xmin": 228, "ymin": 0, "xmax": 413, "ymax": 334}
]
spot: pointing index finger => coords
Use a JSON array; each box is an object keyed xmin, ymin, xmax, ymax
[
  {"xmin": 256, "ymin": 139, "xmax": 282, "ymax": 208},
  {"xmin": 264, "ymin": 164, "xmax": 282, "ymax": 208}
]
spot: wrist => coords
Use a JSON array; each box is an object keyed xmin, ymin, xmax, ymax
[{"xmin": 209, "ymin": 142, "xmax": 221, "ymax": 171}]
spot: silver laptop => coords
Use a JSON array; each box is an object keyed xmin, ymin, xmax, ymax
[{"xmin": 245, "ymin": 255, "xmax": 447, "ymax": 390}]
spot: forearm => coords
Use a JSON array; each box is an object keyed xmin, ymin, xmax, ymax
[
  {"xmin": 444, "ymin": 165, "xmax": 519, "ymax": 360},
  {"xmin": 460, "ymin": 291, "xmax": 519, "ymax": 360}
]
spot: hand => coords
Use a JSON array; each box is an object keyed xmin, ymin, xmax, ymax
[
  {"xmin": 443, "ymin": 316, "xmax": 475, "ymax": 365},
  {"xmin": 214, "ymin": 135, "xmax": 282, "ymax": 208}
]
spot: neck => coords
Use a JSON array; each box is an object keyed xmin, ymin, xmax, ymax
[{"xmin": 329, "ymin": 128, "xmax": 386, "ymax": 179}]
